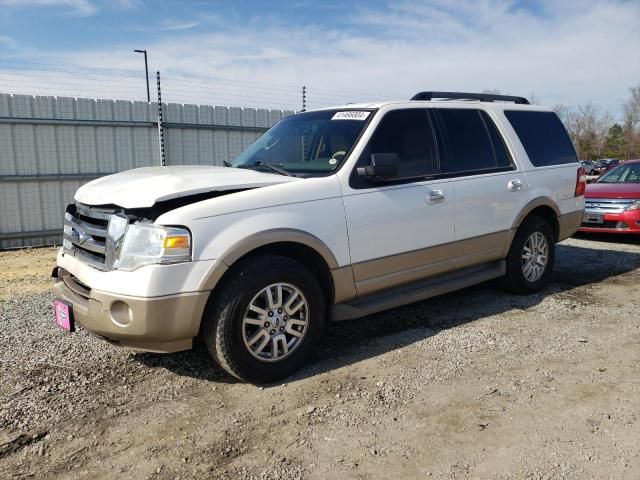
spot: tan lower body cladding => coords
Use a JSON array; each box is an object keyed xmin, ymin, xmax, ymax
[
  {"xmin": 53, "ymin": 268, "xmax": 208, "ymax": 353},
  {"xmin": 348, "ymin": 209, "xmax": 583, "ymax": 298},
  {"xmin": 351, "ymin": 231, "xmax": 510, "ymax": 296}
]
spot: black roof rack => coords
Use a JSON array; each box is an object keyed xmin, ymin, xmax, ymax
[{"xmin": 411, "ymin": 91, "xmax": 529, "ymax": 104}]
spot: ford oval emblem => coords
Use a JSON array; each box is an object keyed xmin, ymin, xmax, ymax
[{"xmin": 71, "ymin": 228, "xmax": 91, "ymax": 245}]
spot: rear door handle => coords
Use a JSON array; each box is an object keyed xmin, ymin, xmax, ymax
[
  {"xmin": 508, "ymin": 179, "xmax": 522, "ymax": 192},
  {"xmin": 427, "ymin": 190, "xmax": 445, "ymax": 204}
]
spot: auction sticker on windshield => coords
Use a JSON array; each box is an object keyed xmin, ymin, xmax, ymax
[{"xmin": 332, "ymin": 111, "xmax": 370, "ymax": 121}]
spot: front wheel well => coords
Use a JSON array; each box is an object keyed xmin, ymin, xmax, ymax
[
  {"xmin": 196, "ymin": 242, "xmax": 334, "ymax": 343},
  {"xmin": 216, "ymin": 242, "xmax": 334, "ymax": 306}
]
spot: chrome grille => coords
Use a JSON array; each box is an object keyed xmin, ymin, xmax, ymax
[
  {"xmin": 584, "ymin": 198, "xmax": 634, "ymax": 214},
  {"xmin": 63, "ymin": 204, "xmax": 117, "ymax": 270}
]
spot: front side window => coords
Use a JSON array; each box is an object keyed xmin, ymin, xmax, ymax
[
  {"xmin": 435, "ymin": 108, "xmax": 512, "ymax": 174},
  {"xmin": 505, "ymin": 110, "xmax": 578, "ymax": 167},
  {"xmin": 365, "ymin": 109, "xmax": 438, "ymax": 178},
  {"xmin": 231, "ymin": 110, "xmax": 371, "ymax": 175}
]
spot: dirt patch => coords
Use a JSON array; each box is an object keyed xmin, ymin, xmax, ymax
[
  {"xmin": 0, "ymin": 247, "xmax": 58, "ymax": 300},
  {"xmin": 1, "ymin": 237, "xmax": 639, "ymax": 479}
]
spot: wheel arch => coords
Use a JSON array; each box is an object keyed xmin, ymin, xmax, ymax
[
  {"xmin": 220, "ymin": 229, "xmax": 340, "ymax": 270},
  {"xmin": 199, "ymin": 229, "xmax": 355, "ymax": 312},
  {"xmin": 504, "ymin": 198, "xmax": 561, "ymax": 256}
]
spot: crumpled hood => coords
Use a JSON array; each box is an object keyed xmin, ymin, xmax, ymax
[{"xmin": 74, "ymin": 166, "xmax": 301, "ymax": 209}]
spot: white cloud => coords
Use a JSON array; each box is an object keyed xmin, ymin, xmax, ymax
[
  {"xmin": 0, "ymin": 0, "xmax": 638, "ymax": 115},
  {"xmin": 0, "ymin": 0, "xmax": 97, "ymax": 16},
  {"xmin": 0, "ymin": 35, "xmax": 19, "ymax": 49},
  {"xmin": 160, "ymin": 20, "xmax": 198, "ymax": 31},
  {"xmin": 117, "ymin": 0, "xmax": 142, "ymax": 8},
  {"xmin": 126, "ymin": 18, "xmax": 201, "ymax": 33}
]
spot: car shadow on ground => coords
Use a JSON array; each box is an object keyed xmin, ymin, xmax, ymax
[
  {"xmin": 133, "ymin": 241, "xmax": 640, "ymax": 385},
  {"xmin": 573, "ymin": 231, "xmax": 640, "ymax": 246}
]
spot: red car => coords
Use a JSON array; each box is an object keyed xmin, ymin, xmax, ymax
[{"xmin": 579, "ymin": 159, "xmax": 640, "ymax": 234}]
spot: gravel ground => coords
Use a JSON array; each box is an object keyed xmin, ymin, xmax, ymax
[{"xmin": 1, "ymin": 235, "xmax": 639, "ymax": 479}]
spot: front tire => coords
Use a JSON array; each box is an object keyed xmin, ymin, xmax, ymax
[
  {"xmin": 502, "ymin": 216, "xmax": 555, "ymax": 294},
  {"xmin": 202, "ymin": 255, "xmax": 325, "ymax": 383}
]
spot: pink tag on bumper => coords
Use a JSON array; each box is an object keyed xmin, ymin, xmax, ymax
[{"xmin": 53, "ymin": 299, "xmax": 74, "ymax": 332}]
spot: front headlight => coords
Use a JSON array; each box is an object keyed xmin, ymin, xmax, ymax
[
  {"xmin": 115, "ymin": 224, "xmax": 191, "ymax": 271},
  {"xmin": 626, "ymin": 200, "xmax": 640, "ymax": 211}
]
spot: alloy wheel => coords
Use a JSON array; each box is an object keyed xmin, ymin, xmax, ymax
[
  {"xmin": 521, "ymin": 231, "xmax": 549, "ymax": 282},
  {"xmin": 241, "ymin": 283, "xmax": 309, "ymax": 362}
]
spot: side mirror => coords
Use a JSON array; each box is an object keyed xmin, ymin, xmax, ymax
[{"xmin": 357, "ymin": 153, "xmax": 399, "ymax": 181}]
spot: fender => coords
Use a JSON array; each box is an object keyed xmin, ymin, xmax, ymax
[
  {"xmin": 218, "ymin": 228, "xmax": 340, "ymax": 269},
  {"xmin": 504, "ymin": 197, "xmax": 561, "ymax": 255},
  {"xmin": 198, "ymin": 228, "xmax": 357, "ymax": 302},
  {"xmin": 511, "ymin": 196, "xmax": 561, "ymax": 230}
]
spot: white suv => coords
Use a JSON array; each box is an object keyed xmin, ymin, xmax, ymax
[{"xmin": 53, "ymin": 91, "xmax": 585, "ymax": 382}]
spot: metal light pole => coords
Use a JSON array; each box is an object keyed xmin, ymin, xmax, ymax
[{"xmin": 133, "ymin": 49, "xmax": 150, "ymax": 102}]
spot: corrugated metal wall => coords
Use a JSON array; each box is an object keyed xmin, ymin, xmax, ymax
[{"xmin": 0, "ymin": 93, "xmax": 293, "ymax": 249}]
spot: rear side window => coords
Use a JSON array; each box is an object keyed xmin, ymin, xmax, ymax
[
  {"xmin": 504, "ymin": 111, "xmax": 578, "ymax": 166},
  {"xmin": 367, "ymin": 109, "xmax": 438, "ymax": 178},
  {"xmin": 434, "ymin": 109, "xmax": 512, "ymax": 174}
]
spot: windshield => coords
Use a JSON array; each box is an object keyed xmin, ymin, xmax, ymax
[
  {"xmin": 231, "ymin": 110, "xmax": 372, "ymax": 175},
  {"xmin": 597, "ymin": 162, "xmax": 640, "ymax": 183}
]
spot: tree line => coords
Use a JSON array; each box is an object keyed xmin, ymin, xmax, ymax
[{"xmin": 553, "ymin": 85, "xmax": 640, "ymax": 161}]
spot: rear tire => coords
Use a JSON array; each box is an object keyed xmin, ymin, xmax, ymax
[
  {"xmin": 502, "ymin": 216, "xmax": 555, "ymax": 294},
  {"xmin": 202, "ymin": 255, "xmax": 325, "ymax": 384}
]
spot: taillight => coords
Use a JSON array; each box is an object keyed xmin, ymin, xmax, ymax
[{"xmin": 575, "ymin": 167, "xmax": 586, "ymax": 196}]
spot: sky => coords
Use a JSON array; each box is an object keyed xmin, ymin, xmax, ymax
[{"xmin": 0, "ymin": 0, "xmax": 638, "ymax": 116}]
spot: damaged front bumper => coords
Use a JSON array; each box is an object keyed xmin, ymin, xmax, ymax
[{"xmin": 52, "ymin": 266, "xmax": 210, "ymax": 353}]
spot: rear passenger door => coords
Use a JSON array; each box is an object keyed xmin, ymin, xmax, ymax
[{"xmin": 433, "ymin": 108, "xmax": 526, "ymax": 259}]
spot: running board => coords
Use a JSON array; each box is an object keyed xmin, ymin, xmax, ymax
[{"xmin": 332, "ymin": 260, "xmax": 506, "ymax": 321}]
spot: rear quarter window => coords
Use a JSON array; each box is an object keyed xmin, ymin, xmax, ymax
[{"xmin": 504, "ymin": 111, "xmax": 578, "ymax": 167}]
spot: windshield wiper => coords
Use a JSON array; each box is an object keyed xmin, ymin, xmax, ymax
[{"xmin": 237, "ymin": 161, "xmax": 296, "ymax": 177}]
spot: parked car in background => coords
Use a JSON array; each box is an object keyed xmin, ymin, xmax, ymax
[
  {"xmin": 579, "ymin": 159, "xmax": 640, "ymax": 234},
  {"xmin": 592, "ymin": 158, "xmax": 622, "ymax": 176},
  {"xmin": 581, "ymin": 160, "xmax": 596, "ymax": 175}
]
